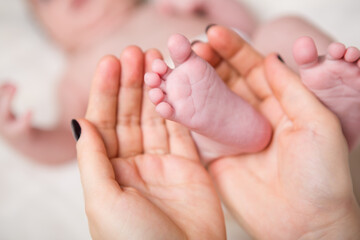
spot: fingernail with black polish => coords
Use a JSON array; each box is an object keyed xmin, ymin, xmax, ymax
[
  {"xmin": 205, "ymin": 24, "xmax": 216, "ymax": 33},
  {"xmin": 277, "ymin": 54, "xmax": 285, "ymax": 63},
  {"xmin": 191, "ymin": 40, "xmax": 200, "ymax": 46},
  {"xmin": 71, "ymin": 119, "xmax": 81, "ymax": 141}
]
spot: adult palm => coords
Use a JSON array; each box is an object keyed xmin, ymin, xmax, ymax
[
  {"xmin": 76, "ymin": 47, "xmax": 225, "ymax": 240},
  {"xmin": 194, "ymin": 26, "xmax": 360, "ymax": 239}
]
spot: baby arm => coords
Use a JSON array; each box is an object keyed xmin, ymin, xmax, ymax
[
  {"xmin": 0, "ymin": 80, "xmax": 80, "ymax": 164},
  {"xmin": 7, "ymin": 126, "xmax": 76, "ymax": 165}
]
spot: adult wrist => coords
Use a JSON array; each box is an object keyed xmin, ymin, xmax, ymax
[{"xmin": 300, "ymin": 199, "xmax": 360, "ymax": 240}]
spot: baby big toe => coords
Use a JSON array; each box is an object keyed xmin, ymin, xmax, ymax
[
  {"xmin": 168, "ymin": 34, "xmax": 192, "ymax": 66},
  {"xmin": 293, "ymin": 37, "xmax": 319, "ymax": 66}
]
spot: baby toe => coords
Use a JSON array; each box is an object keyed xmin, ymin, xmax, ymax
[
  {"xmin": 152, "ymin": 59, "xmax": 168, "ymax": 76},
  {"xmin": 145, "ymin": 72, "xmax": 162, "ymax": 88},
  {"xmin": 293, "ymin": 37, "xmax": 318, "ymax": 66},
  {"xmin": 168, "ymin": 34, "xmax": 192, "ymax": 66},
  {"xmin": 156, "ymin": 102, "xmax": 174, "ymax": 119},
  {"xmin": 344, "ymin": 47, "xmax": 360, "ymax": 63},
  {"xmin": 327, "ymin": 42, "xmax": 346, "ymax": 60},
  {"xmin": 148, "ymin": 88, "xmax": 165, "ymax": 104}
]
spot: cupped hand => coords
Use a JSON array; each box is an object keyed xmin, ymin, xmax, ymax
[
  {"xmin": 75, "ymin": 46, "xmax": 225, "ymax": 240},
  {"xmin": 194, "ymin": 25, "xmax": 360, "ymax": 239}
]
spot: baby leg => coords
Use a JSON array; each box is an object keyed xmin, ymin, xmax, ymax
[{"xmin": 145, "ymin": 34, "xmax": 271, "ymax": 163}]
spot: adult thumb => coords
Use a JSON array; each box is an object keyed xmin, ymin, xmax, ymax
[
  {"xmin": 72, "ymin": 119, "xmax": 117, "ymax": 198},
  {"xmin": 264, "ymin": 54, "xmax": 338, "ymax": 127}
]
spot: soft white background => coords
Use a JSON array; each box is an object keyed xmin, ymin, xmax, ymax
[{"xmin": 0, "ymin": 0, "xmax": 359, "ymax": 239}]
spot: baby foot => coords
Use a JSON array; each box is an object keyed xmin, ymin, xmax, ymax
[
  {"xmin": 293, "ymin": 37, "xmax": 360, "ymax": 149},
  {"xmin": 145, "ymin": 34, "xmax": 271, "ymax": 162}
]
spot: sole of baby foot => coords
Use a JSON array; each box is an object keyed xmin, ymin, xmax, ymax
[
  {"xmin": 145, "ymin": 34, "xmax": 272, "ymax": 161},
  {"xmin": 293, "ymin": 37, "xmax": 360, "ymax": 149}
]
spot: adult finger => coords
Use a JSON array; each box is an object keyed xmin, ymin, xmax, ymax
[
  {"xmin": 192, "ymin": 41, "xmax": 236, "ymax": 84},
  {"xmin": 207, "ymin": 25, "xmax": 271, "ymax": 100},
  {"xmin": 167, "ymin": 121, "xmax": 199, "ymax": 162},
  {"xmin": 192, "ymin": 41, "xmax": 221, "ymax": 68},
  {"xmin": 264, "ymin": 54, "xmax": 339, "ymax": 126},
  {"xmin": 74, "ymin": 119, "xmax": 120, "ymax": 200},
  {"xmin": 117, "ymin": 46, "xmax": 145, "ymax": 158},
  {"xmin": 85, "ymin": 56, "xmax": 121, "ymax": 158},
  {"xmin": 207, "ymin": 25, "xmax": 263, "ymax": 77},
  {"xmin": 142, "ymin": 49, "xmax": 169, "ymax": 155}
]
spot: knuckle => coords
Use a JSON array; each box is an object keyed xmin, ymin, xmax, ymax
[{"xmin": 118, "ymin": 114, "xmax": 140, "ymax": 127}]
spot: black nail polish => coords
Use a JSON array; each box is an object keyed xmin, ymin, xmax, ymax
[
  {"xmin": 191, "ymin": 40, "xmax": 200, "ymax": 46},
  {"xmin": 277, "ymin": 55, "xmax": 285, "ymax": 63},
  {"xmin": 71, "ymin": 119, "xmax": 81, "ymax": 141},
  {"xmin": 205, "ymin": 24, "xmax": 216, "ymax": 33}
]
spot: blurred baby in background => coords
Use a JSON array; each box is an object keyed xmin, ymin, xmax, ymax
[
  {"xmin": 1, "ymin": 0, "xmax": 359, "ymax": 165},
  {"xmin": 0, "ymin": 0, "xmax": 255, "ymax": 164}
]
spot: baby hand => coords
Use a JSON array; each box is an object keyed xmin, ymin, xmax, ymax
[{"xmin": 0, "ymin": 83, "xmax": 32, "ymax": 142}]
